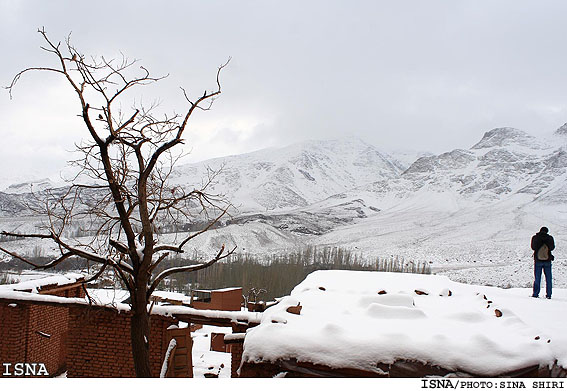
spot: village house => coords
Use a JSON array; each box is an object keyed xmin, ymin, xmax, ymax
[
  {"xmin": 0, "ymin": 273, "xmax": 256, "ymax": 377},
  {"xmin": 237, "ymin": 270, "xmax": 567, "ymax": 378}
]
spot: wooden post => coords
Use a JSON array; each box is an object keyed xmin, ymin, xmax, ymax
[{"xmin": 164, "ymin": 327, "xmax": 193, "ymax": 377}]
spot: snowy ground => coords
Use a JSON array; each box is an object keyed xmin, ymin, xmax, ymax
[
  {"xmin": 192, "ymin": 325, "xmax": 232, "ymax": 378},
  {"xmin": 2, "ymin": 190, "xmax": 565, "ymax": 292}
]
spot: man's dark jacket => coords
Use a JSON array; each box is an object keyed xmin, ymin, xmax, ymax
[{"xmin": 531, "ymin": 232, "xmax": 555, "ymax": 261}]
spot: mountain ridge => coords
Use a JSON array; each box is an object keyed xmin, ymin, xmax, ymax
[
  {"xmin": 1, "ymin": 125, "xmax": 567, "ymax": 288},
  {"xmin": 169, "ymin": 137, "xmax": 428, "ymax": 213}
]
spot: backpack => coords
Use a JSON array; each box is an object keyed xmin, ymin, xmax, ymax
[{"xmin": 537, "ymin": 244, "xmax": 550, "ymax": 261}]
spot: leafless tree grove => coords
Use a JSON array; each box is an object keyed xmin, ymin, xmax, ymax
[{"xmin": 0, "ymin": 28, "xmax": 236, "ymax": 377}]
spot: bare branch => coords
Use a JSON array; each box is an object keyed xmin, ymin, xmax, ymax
[
  {"xmin": 177, "ymin": 57, "xmax": 231, "ymax": 140},
  {"xmin": 154, "ymin": 206, "xmax": 229, "ymax": 254},
  {"xmin": 148, "ymin": 244, "xmax": 237, "ymax": 297},
  {"xmin": 0, "ymin": 245, "xmax": 41, "ymax": 268},
  {"xmin": 5, "ymin": 67, "xmax": 65, "ymax": 99},
  {"xmin": 6, "ymin": 29, "xmax": 233, "ymax": 377}
]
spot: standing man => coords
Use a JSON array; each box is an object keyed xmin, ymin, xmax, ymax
[{"xmin": 531, "ymin": 227, "xmax": 555, "ymax": 299}]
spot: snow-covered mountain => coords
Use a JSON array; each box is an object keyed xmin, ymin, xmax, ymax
[
  {"xmin": 195, "ymin": 126, "xmax": 567, "ymax": 239},
  {"xmin": 3, "ymin": 178, "xmax": 59, "ymax": 195},
  {"xmin": 0, "ymin": 138, "xmax": 424, "ymax": 218},
  {"xmin": 166, "ymin": 127, "xmax": 566, "ymax": 220},
  {"xmin": 158, "ymin": 125, "xmax": 567, "ymax": 288},
  {"xmin": 1, "ymin": 126, "xmax": 567, "ymax": 289},
  {"xmin": 0, "ymin": 179, "xmax": 69, "ymax": 217},
  {"xmin": 169, "ymin": 138, "xmax": 427, "ymax": 213},
  {"xmin": 362, "ymin": 126, "xmax": 567, "ymax": 203}
]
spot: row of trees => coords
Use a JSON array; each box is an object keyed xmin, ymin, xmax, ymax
[{"xmin": 156, "ymin": 247, "xmax": 431, "ymax": 302}]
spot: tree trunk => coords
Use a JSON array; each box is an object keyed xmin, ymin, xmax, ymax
[{"xmin": 130, "ymin": 283, "xmax": 152, "ymax": 377}]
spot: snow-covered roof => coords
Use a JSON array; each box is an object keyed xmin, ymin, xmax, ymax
[
  {"xmin": 151, "ymin": 290, "xmax": 192, "ymax": 304},
  {"xmin": 0, "ymin": 272, "xmax": 84, "ymax": 294},
  {"xmin": 0, "ymin": 281, "xmax": 261, "ymax": 325},
  {"xmin": 242, "ymin": 270, "xmax": 566, "ymax": 376},
  {"xmin": 193, "ymin": 287, "xmax": 242, "ymax": 293}
]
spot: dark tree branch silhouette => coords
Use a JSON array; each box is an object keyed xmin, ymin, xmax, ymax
[{"xmin": 1, "ymin": 28, "xmax": 235, "ymax": 377}]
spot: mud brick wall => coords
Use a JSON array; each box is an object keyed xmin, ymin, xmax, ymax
[
  {"xmin": 0, "ymin": 302, "xmax": 69, "ymax": 377},
  {"xmin": 230, "ymin": 342, "xmax": 244, "ymax": 378},
  {"xmin": 229, "ymin": 322, "xmax": 248, "ymax": 378},
  {"xmin": 26, "ymin": 304, "xmax": 69, "ymax": 376},
  {"xmin": 210, "ymin": 332, "xmax": 229, "ymax": 353},
  {"xmin": 41, "ymin": 285, "xmax": 85, "ymax": 299},
  {"xmin": 67, "ymin": 306, "xmax": 175, "ymax": 377},
  {"xmin": 192, "ymin": 288, "xmax": 242, "ymax": 311},
  {"xmin": 0, "ymin": 302, "xmax": 28, "ymax": 366}
]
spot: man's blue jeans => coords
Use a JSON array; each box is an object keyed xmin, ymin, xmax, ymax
[{"xmin": 533, "ymin": 260, "xmax": 552, "ymax": 298}]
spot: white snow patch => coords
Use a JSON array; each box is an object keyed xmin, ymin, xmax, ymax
[
  {"xmin": 0, "ymin": 272, "xmax": 84, "ymax": 294},
  {"xmin": 242, "ymin": 270, "xmax": 564, "ymax": 376},
  {"xmin": 192, "ymin": 325, "xmax": 232, "ymax": 378},
  {"xmin": 160, "ymin": 338, "xmax": 177, "ymax": 378}
]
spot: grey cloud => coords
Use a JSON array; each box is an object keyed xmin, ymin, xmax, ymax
[{"xmin": 1, "ymin": 0, "xmax": 567, "ymax": 182}]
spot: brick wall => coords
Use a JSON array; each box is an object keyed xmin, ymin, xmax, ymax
[
  {"xmin": 230, "ymin": 343, "xmax": 244, "ymax": 378},
  {"xmin": 46, "ymin": 285, "xmax": 85, "ymax": 298},
  {"xmin": 216, "ymin": 289, "xmax": 242, "ymax": 311},
  {"xmin": 26, "ymin": 304, "xmax": 69, "ymax": 376},
  {"xmin": 0, "ymin": 302, "xmax": 28, "ymax": 366},
  {"xmin": 1, "ymin": 293, "xmax": 176, "ymax": 378},
  {"xmin": 67, "ymin": 306, "xmax": 175, "ymax": 377},
  {"xmin": 229, "ymin": 322, "xmax": 248, "ymax": 378},
  {"xmin": 192, "ymin": 288, "xmax": 242, "ymax": 311},
  {"xmin": 0, "ymin": 302, "xmax": 69, "ymax": 377},
  {"xmin": 211, "ymin": 332, "xmax": 229, "ymax": 353},
  {"xmin": 38, "ymin": 281, "xmax": 86, "ymax": 299}
]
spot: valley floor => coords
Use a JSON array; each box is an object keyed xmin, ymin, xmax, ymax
[{"xmin": 433, "ymin": 257, "xmax": 567, "ymax": 289}]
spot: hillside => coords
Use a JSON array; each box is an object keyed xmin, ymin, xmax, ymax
[
  {"xmin": 158, "ymin": 125, "xmax": 567, "ymax": 288},
  {"xmin": 169, "ymin": 138, "xmax": 427, "ymax": 213},
  {"xmin": 1, "ymin": 126, "xmax": 566, "ymax": 289}
]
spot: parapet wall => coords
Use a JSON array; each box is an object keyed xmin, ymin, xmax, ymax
[
  {"xmin": 0, "ymin": 278, "xmax": 85, "ymax": 377},
  {"xmin": 0, "ymin": 279, "xmax": 176, "ymax": 378},
  {"xmin": 67, "ymin": 306, "xmax": 175, "ymax": 377},
  {"xmin": 0, "ymin": 301, "xmax": 69, "ymax": 377}
]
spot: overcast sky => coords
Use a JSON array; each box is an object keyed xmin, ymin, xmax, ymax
[{"xmin": 1, "ymin": 0, "xmax": 566, "ymax": 185}]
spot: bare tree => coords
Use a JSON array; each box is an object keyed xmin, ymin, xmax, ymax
[{"xmin": 0, "ymin": 28, "xmax": 236, "ymax": 377}]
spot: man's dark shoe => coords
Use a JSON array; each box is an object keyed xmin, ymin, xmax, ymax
[{"xmin": 546, "ymin": 296, "xmax": 551, "ymax": 299}]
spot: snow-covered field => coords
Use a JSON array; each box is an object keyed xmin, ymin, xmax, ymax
[{"xmin": 2, "ymin": 191, "xmax": 565, "ymax": 291}]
